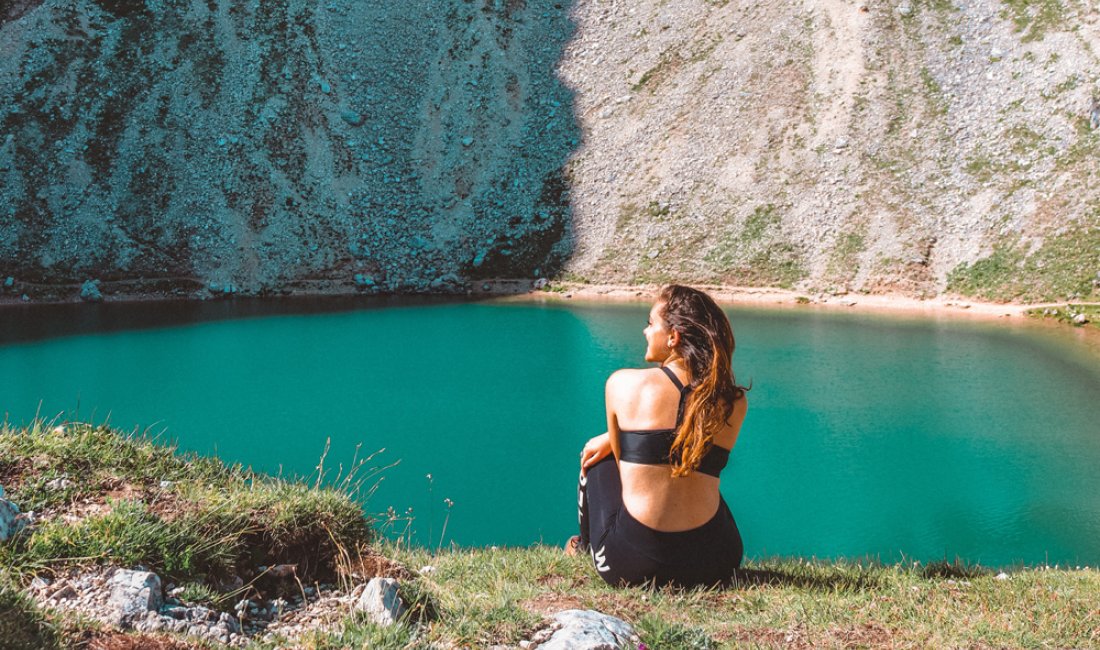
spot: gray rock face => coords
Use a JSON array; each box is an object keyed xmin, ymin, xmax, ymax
[
  {"xmin": 354, "ymin": 577, "xmax": 405, "ymax": 626},
  {"xmin": 108, "ymin": 569, "xmax": 163, "ymax": 626},
  {"xmin": 0, "ymin": 0, "xmax": 576, "ymax": 298},
  {"xmin": 533, "ymin": 609, "xmax": 639, "ymax": 650}
]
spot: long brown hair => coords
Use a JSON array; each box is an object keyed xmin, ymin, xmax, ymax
[{"xmin": 658, "ymin": 285, "xmax": 748, "ymax": 476}]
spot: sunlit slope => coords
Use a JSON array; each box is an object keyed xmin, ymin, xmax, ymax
[{"xmin": 1, "ymin": 0, "xmax": 1098, "ymax": 301}]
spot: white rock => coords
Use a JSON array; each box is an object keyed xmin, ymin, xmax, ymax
[
  {"xmin": 995, "ymin": 572, "xmax": 1009, "ymax": 580},
  {"xmin": 354, "ymin": 577, "xmax": 405, "ymax": 626},
  {"xmin": 108, "ymin": 569, "xmax": 164, "ymax": 626},
  {"xmin": 535, "ymin": 609, "xmax": 639, "ymax": 650},
  {"xmin": 45, "ymin": 477, "xmax": 73, "ymax": 490}
]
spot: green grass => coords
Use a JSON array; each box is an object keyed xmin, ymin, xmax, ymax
[
  {"xmin": 946, "ymin": 222, "xmax": 1100, "ymax": 301},
  {"xmin": 372, "ymin": 545, "xmax": 1100, "ymax": 649},
  {"xmin": 826, "ymin": 230, "xmax": 867, "ymax": 285},
  {"xmin": 3, "ymin": 424, "xmax": 1100, "ymax": 648},
  {"xmin": 0, "ymin": 583, "xmax": 62, "ymax": 650},
  {"xmin": 1000, "ymin": 0, "xmax": 1067, "ymax": 42},
  {"xmin": 704, "ymin": 205, "xmax": 809, "ymax": 289},
  {"xmin": 0, "ymin": 420, "xmax": 373, "ymax": 587},
  {"xmin": 1026, "ymin": 304, "xmax": 1100, "ymax": 330}
]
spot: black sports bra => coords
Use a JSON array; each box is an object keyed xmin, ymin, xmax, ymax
[{"xmin": 618, "ymin": 366, "xmax": 731, "ymax": 478}]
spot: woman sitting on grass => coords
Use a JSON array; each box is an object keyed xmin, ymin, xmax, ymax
[{"xmin": 569, "ymin": 284, "xmax": 748, "ymax": 588}]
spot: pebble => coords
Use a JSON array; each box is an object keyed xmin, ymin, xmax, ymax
[{"xmin": 341, "ymin": 109, "xmax": 363, "ymax": 126}]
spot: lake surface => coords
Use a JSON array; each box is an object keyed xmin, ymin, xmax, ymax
[{"xmin": 2, "ymin": 297, "xmax": 1099, "ymax": 567}]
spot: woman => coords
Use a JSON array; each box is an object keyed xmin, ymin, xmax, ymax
[{"xmin": 570, "ymin": 284, "xmax": 748, "ymax": 588}]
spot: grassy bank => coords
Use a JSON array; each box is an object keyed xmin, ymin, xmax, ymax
[{"xmin": 2, "ymin": 423, "xmax": 1098, "ymax": 648}]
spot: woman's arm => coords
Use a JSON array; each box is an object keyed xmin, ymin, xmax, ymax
[
  {"xmin": 580, "ymin": 432, "xmax": 611, "ymax": 476},
  {"xmin": 605, "ymin": 370, "xmax": 625, "ymax": 462}
]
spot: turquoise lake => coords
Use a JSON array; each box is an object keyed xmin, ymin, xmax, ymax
[{"xmin": 2, "ymin": 298, "xmax": 1099, "ymax": 567}]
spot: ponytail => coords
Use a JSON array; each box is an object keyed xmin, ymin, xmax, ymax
[{"xmin": 658, "ymin": 285, "xmax": 747, "ymax": 477}]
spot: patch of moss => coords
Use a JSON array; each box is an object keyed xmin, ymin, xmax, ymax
[
  {"xmin": 826, "ymin": 230, "xmax": 866, "ymax": 284},
  {"xmin": 1000, "ymin": 0, "xmax": 1067, "ymax": 42},
  {"xmin": 705, "ymin": 205, "xmax": 807, "ymax": 289},
  {"xmin": 947, "ymin": 222, "xmax": 1100, "ymax": 301}
]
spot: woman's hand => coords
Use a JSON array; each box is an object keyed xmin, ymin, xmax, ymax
[{"xmin": 580, "ymin": 432, "xmax": 612, "ymax": 476}]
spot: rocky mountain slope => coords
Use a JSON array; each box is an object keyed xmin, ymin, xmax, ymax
[{"xmin": 1, "ymin": 0, "xmax": 1098, "ymax": 302}]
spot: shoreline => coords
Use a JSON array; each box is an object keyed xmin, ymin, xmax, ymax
[
  {"xmin": 490, "ymin": 280, "xmax": 1100, "ymax": 324},
  {"xmin": 2, "ymin": 277, "xmax": 1097, "ymax": 329}
]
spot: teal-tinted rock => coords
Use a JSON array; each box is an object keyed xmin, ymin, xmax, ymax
[
  {"xmin": 320, "ymin": 81, "xmax": 332, "ymax": 94},
  {"xmin": 341, "ymin": 110, "xmax": 363, "ymax": 126},
  {"xmin": 80, "ymin": 279, "xmax": 103, "ymax": 302},
  {"xmin": 3, "ymin": 277, "xmax": 12, "ymax": 288},
  {"xmin": 472, "ymin": 250, "xmax": 487, "ymax": 267},
  {"xmin": 461, "ymin": 136, "xmax": 474, "ymax": 147}
]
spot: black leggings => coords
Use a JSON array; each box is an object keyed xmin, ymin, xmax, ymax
[{"xmin": 577, "ymin": 457, "xmax": 743, "ymax": 588}]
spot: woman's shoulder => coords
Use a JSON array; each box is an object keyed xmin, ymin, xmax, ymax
[{"xmin": 606, "ymin": 367, "xmax": 665, "ymax": 390}]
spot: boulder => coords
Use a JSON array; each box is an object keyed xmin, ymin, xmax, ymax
[
  {"xmin": 532, "ymin": 609, "xmax": 640, "ymax": 650},
  {"xmin": 354, "ymin": 577, "xmax": 405, "ymax": 626},
  {"xmin": 80, "ymin": 279, "xmax": 103, "ymax": 302},
  {"xmin": 108, "ymin": 569, "xmax": 163, "ymax": 626},
  {"xmin": 0, "ymin": 495, "xmax": 28, "ymax": 541}
]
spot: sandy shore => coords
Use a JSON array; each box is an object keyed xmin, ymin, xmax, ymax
[{"xmin": 488, "ymin": 280, "xmax": 1088, "ymax": 321}]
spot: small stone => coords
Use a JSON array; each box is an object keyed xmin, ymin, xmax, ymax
[
  {"xmin": 537, "ymin": 609, "xmax": 640, "ymax": 650},
  {"xmin": 834, "ymin": 137, "xmax": 849, "ymax": 150},
  {"xmin": 647, "ymin": 249, "xmax": 659, "ymax": 259},
  {"xmin": 3, "ymin": 277, "xmax": 12, "ymax": 287},
  {"xmin": 1073, "ymin": 313, "xmax": 1089, "ymax": 325},
  {"xmin": 354, "ymin": 577, "xmax": 405, "ymax": 626},
  {"xmin": 897, "ymin": 4, "xmax": 912, "ymax": 16},
  {"xmin": 461, "ymin": 136, "xmax": 474, "ymax": 147},
  {"xmin": 45, "ymin": 477, "xmax": 73, "ymax": 490},
  {"xmin": 341, "ymin": 110, "xmax": 363, "ymax": 126},
  {"xmin": 268, "ymin": 564, "xmax": 297, "ymax": 578},
  {"xmin": 418, "ymin": 565, "xmax": 436, "ymax": 575},
  {"xmin": 159, "ymin": 480, "xmax": 173, "ymax": 489},
  {"xmin": 995, "ymin": 572, "xmax": 1009, "ymax": 580}
]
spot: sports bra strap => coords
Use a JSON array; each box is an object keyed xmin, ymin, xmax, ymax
[{"xmin": 659, "ymin": 365, "xmax": 686, "ymax": 392}]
